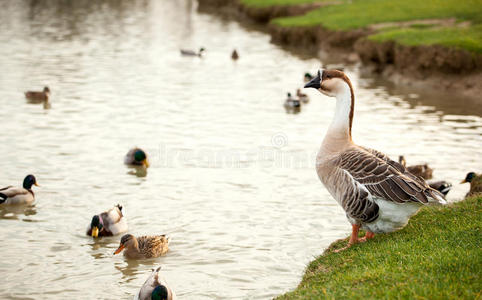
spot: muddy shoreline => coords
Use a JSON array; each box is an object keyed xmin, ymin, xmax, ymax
[{"xmin": 197, "ymin": 0, "xmax": 482, "ymax": 100}]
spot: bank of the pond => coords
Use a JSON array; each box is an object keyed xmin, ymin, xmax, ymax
[
  {"xmin": 277, "ymin": 195, "xmax": 482, "ymax": 299},
  {"xmin": 197, "ymin": 0, "xmax": 482, "ymax": 99}
]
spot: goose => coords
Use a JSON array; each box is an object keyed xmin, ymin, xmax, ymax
[
  {"xmin": 180, "ymin": 47, "xmax": 205, "ymax": 57},
  {"xmin": 86, "ymin": 204, "xmax": 127, "ymax": 238},
  {"xmin": 427, "ymin": 180, "xmax": 452, "ymax": 197},
  {"xmin": 124, "ymin": 148, "xmax": 150, "ymax": 168},
  {"xmin": 304, "ymin": 72, "xmax": 314, "ymax": 83},
  {"xmin": 0, "ymin": 175, "xmax": 39, "ymax": 205},
  {"xmin": 461, "ymin": 172, "xmax": 482, "ymax": 197},
  {"xmin": 25, "ymin": 86, "xmax": 50, "ymax": 102},
  {"xmin": 304, "ymin": 69, "xmax": 446, "ymax": 251},
  {"xmin": 114, "ymin": 234, "xmax": 170, "ymax": 259},
  {"xmin": 231, "ymin": 49, "xmax": 239, "ymax": 60},
  {"xmin": 136, "ymin": 266, "xmax": 176, "ymax": 300},
  {"xmin": 284, "ymin": 92, "xmax": 300, "ymax": 109},
  {"xmin": 296, "ymin": 88, "xmax": 309, "ymax": 103},
  {"xmin": 398, "ymin": 155, "xmax": 433, "ymax": 179}
]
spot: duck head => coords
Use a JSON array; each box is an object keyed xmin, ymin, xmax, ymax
[
  {"xmin": 461, "ymin": 172, "xmax": 475, "ymax": 184},
  {"xmin": 304, "ymin": 69, "xmax": 353, "ymax": 98},
  {"xmin": 90, "ymin": 215, "xmax": 103, "ymax": 238},
  {"xmin": 151, "ymin": 285, "xmax": 169, "ymax": 300},
  {"xmin": 134, "ymin": 149, "xmax": 150, "ymax": 168},
  {"xmin": 43, "ymin": 86, "xmax": 50, "ymax": 94},
  {"xmin": 114, "ymin": 234, "xmax": 138, "ymax": 255},
  {"xmin": 23, "ymin": 174, "xmax": 39, "ymax": 190}
]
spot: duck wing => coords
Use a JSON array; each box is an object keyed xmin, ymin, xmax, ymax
[
  {"xmin": 101, "ymin": 206, "xmax": 127, "ymax": 235},
  {"xmin": 138, "ymin": 235, "xmax": 170, "ymax": 258},
  {"xmin": 0, "ymin": 186, "xmax": 28, "ymax": 198}
]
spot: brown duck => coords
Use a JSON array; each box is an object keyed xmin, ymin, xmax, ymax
[
  {"xmin": 25, "ymin": 86, "xmax": 50, "ymax": 102},
  {"xmin": 398, "ymin": 155, "xmax": 433, "ymax": 179},
  {"xmin": 114, "ymin": 234, "xmax": 170, "ymax": 259},
  {"xmin": 461, "ymin": 172, "xmax": 482, "ymax": 198}
]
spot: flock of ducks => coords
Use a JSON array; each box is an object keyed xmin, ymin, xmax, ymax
[
  {"xmin": 179, "ymin": 47, "xmax": 240, "ymax": 61},
  {"xmin": 5, "ymin": 67, "xmax": 480, "ymax": 296}
]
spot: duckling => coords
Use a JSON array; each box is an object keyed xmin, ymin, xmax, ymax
[
  {"xmin": 398, "ymin": 155, "xmax": 433, "ymax": 180},
  {"xmin": 284, "ymin": 92, "xmax": 300, "ymax": 109},
  {"xmin": 231, "ymin": 49, "xmax": 239, "ymax": 60},
  {"xmin": 114, "ymin": 234, "xmax": 170, "ymax": 259},
  {"xmin": 427, "ymin": 180, "xmax": 452, "ymax": 197},
  {"xmin": 0, "ymin": 175, "xmax": 39, "ymax": 205},
  {"xmin": 25, "ymin": 86, "xmax": 50, "ymax": 102},
  {"xmin": 124, "ymin": 148, "xmax": 150, "ymax": 168},
  {"xmin": 304, "ymin": 73, "xmax": 314, "ymax": 83},
  {"xmin": 296, "ymin": 88, "xmax": 309, "ymax": 103},
  {"xmin": 461, "ymin": 172, "xmax": 482, "ymax": 197},
  {"xmin": 180, "ymin": 47, "xmax": 205, "ymax": 57},
  {"xmin": 137, "ymin": 266, "xmax": 176, "ymax": 300},
  {"xmin": 86, "ymin": 204, "xmax": 128, "ymax": 238}
]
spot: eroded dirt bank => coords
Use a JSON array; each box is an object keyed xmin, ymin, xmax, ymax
[{"xmin": 197, "ymin": 0, "xmax": 482, "ymax": 100}]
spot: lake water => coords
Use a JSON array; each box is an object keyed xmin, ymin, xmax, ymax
[{"xmin": 0, "ymin": 0, "xmax": 480, "ymax": 299}]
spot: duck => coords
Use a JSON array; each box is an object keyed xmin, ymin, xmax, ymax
[
  {"xmin": 124, "ymin": 148, "xmax": 150, "ymax": 168},
  {"xmin": 304, "ymin": 69, "xmax": 446, "ymax": 251},
  {"xmin": 296, "ymin": 88, "xmax": 309, "ymax": 103},
  {"xmin": 398, "ymin": 155, "xmax": 433, "ymax": 179},
  {"xmin": 284, "ymin": 92, "xmax": 300, "ymax": 109},
  {"xmin": 304, "ymin": 72, "xmax": 314, "ymax": 83},
  {"xmin": 25, "ymin": 86, "xmax": 50, "ymax": 102},
  {"xmin": 114, "ymin": 234, "xmax": 170, "ymax": 259},
  {"xmin": 231, "ymin": 49, "xmax": 239, "ymax": 60},
  {"xmin": 0, "ymin": 175, "xmax": 39, "ymax": 205},
  {"xmin": 427, "ymin": 180, "xmax": 452, "ymax": 197},
  {"xmin": 136, "ymin": 266, "xmax": 176, "ymax": 300},
  {"xmin": 86, "ymin": 204, "xmax": 128, "ymax": 238},
  {"xmin": 180, "ymin": 47, "xmax": 205, "ymax": 57},
  {"xmin": 461, "ymin": 172, "xmax": 482, "ymax": 197}
]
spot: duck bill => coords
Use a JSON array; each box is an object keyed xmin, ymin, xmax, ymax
[
  {"xmin": 143, "ymin": 159, "xmax": 150, "ymax": 168},
  {"xmin": 34, "ymin": 182, "xmax": 40, "ymax": 187},
  {"xmin": 460, "ymin": 179, "xmax": 467, "ymax": 184},
  {"xmin": 113, "ymin": 244, "xmax": 125, "ymax": 255},
  {"xmin": 304, "ymin": 74, "xmax": 321, "ymax": 89},
  {"xmin": 91, "ymin": 226, "xmax": 99, "ymax": 238}
]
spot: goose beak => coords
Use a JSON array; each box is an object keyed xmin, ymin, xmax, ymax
[
  {"xmin": 114, "ymin": 244, "xmax": 125, "ymax": 255},
  {"xmin": 304, "ymin": 74, "xmax": 321, "ymax": 89},
  {"xmin": 91, "ymin": 226, "xmax": 99, "ymax": 238}
]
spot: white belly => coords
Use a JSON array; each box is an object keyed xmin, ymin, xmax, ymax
[{"xmin": 362, "ymin": 199, "xmax": 423, "ymax": 233}]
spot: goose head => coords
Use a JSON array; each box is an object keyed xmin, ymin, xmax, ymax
[
  {"xmin": 23, "ymin": 174, "xmax": 39, "ymax": 190},
  {"xmin": 304, "ymin": 69, "xmax": 353, "ymax": 98}
]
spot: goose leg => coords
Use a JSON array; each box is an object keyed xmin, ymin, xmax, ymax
[
  {"xmin": 334, "ymin": 224, "xmax": 360, "ymax": 252},
  {"xmin": 358, "ymin": 231, "xmax": 375, "ymax": 242}
]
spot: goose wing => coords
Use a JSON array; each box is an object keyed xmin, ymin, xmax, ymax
[{"xmin": 339, "ymin": 147, "xmax": 444, "ymax": 205}]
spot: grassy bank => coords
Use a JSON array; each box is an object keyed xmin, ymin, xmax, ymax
[
  {"xmin": 277, "ymin": 195, "xmax": 482, "ymax": 299},
  {"xmin": 242, "ymin": 0, "xmax": 482, "ymax": 53}
]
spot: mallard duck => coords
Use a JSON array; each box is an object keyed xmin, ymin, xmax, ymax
[
  {"xmin": 0, "ymin": 175, "xmax": 39, "ymax": 205},
  {"xmin": 304, "ymin": 72, "xmax": 314, "ymax": 83},
  {"xmin": 427, "ymin": 180, "xmax": 452, "ymax": 197},
  {"xmin": 180, "ymin": 47, "xmax": 205, "ymax": 57},
  {"xmin": 304, "ymin": 69, "xmax": 445, "ymax": 251},
  {"xmin": 86, "ymin": 204, "xmax": 128, "ymax": 238},
  {"xmin": 124, "ymin": 148, "xmax": 150, "ymax": 168},
  {"xmin": 114, "ymin": 234, "xmax": 170, "ymax": 259},
  {"xmin": 231, "ymin": 49, "xmax": 239, "ymax": 60},
  {"xmin": 461, "ymin": 172, "xmax": 482, "ymax": 197},
  {"xmin": 25, "ymin": 86, "xmax": 50, "ymax": 102},
  {"xmin": 296, "ymin": 88, "xmax": 309, "ymax": 103},
  {"xmin": 284, "ymin": 92, "xmax": 300, "ymax": 108},
  {"xmin": 398, "ymin": 155, "xmax": 433, "ymax": 179},
  {"xmin": 137, "ymin": 266, "xmax": 176, "ymax": 300}
]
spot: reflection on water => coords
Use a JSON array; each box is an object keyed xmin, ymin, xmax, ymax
[{"xmin": 0, "ymin": 0, "xmax": 481, "ymax": 299}]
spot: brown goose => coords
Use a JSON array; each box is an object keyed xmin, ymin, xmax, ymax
[
  {"xmin": 304, "ymin": 69, "xmax": 446, "ymax": 251},
  {"xmin": 398, "ymin": 155, "xmax": 433, "ymax": 179},
  {"xmin": 114, "ymin": 234, "xmax": 170, "ymax": 259},
  {"xmin": 25, "ymin": 86, "xmax": 50, "ymax": 102},
  {"xmin": 137, "ymin": 266, "xmax": 176, "ymax": 300}
]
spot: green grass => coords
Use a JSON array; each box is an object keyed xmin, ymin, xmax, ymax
[
  {"xmin": 242, "ymin": 0, "xmax": 482, "ymax": 53},
  {"xmin": 277, "ymin": 196, "xmax": 482, "ymax": 299}
]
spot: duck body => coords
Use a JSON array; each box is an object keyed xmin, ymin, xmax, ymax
[
  {"xmin": 284, "ymin": 92, "xmax": 300, "ymax": 108},
  {"xmin": 296, "ymin": 89, "xmax": 309, "ymax": 103},
  {"xmin": 114, "ymin": 234, "xmax": 170, "ymax": 259},
  {"xmin": 427, "ymin": 180, "xmax": 452, "ymax": 197},
  {"xmin": 0, "ymin": 175, "xmax": 39, "ymax": 205},
  {"xmin": 461, "ymin": 172, "xmax": 482, "ymax": 197},
  {"xmin": 86, "ymin": 204, "xmax": 127, "ymax": 238},
  {"xmin": 180, "ymin": 47, "xmax": 205, "ymax": 57},
  {"xmin": 398, "ymin": 155, "xmax": 433, "ymax": 179},
  {"xmin": 305, "ymin": 69, "xmax": 445, "ymax": 248},
  {"xmin": 25, "ymin": 86, "xmax": 50, "ymax": 102},
  {"xmin": 124, "ymin": 148, "xmax": 150, "ymax": 168},
  {"xmin": 137, "ymin": 267, "xmax": 176, "ymax": 300}
]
